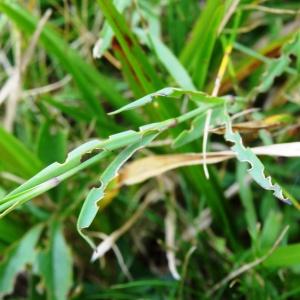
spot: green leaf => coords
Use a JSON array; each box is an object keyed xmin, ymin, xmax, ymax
[
  {"xmin": 264, "ymin": 243, "xmax": 300, "ymax": 267},
  {"xmin": 0, "ymin": 140, "xmax": 111, "ymax": 216},
  {"xmin": 37, "ymin": 121, "xmax": 68, "ymax": 165},
  {"xmin": 249, "ymin": 56, "xmax": 290, "ymax": 101},
  {"xmin": 260, "ymin": 210, "xmax": 282, "ymax": 249},
  {"xmin": 36, "ymin": 121, "xmax": 69, "ymax": 202},
  {"xmin": 0, "ymin": 218, "xmax": 24, "ymax": 244},
  {"xmin": 0, "ymin": 126, "xmax": 43, "ymax": 178},
  {"xmin": 135, "ymin": 29, "xmax": 195, "ymax": 90},
  {"xmin": 109, "ymin": 87, "xmax": 225, "ymax": 115},
  {"xmin": 222, "ymin": 106, "xmax": 291, "ymax": 204},
  {"xmin": 0, "ymin": 224, "xmax": 43, "ymax": 297},
  {"xmin": 237, "ymin": 162, "xmax": 257, "ymax": 241},
  {"xmin": 38, "ymin": 221, "xmax": 72, "ymax": 300},
  {"xmin": 77, "ymin": 131, "xmax": 160, "ymax": 248},
  {"xmin": 5, "ymin": 132, "xmax": 142, "ymax": 198},
  {"xmin": 173, "ymin": 108, "xmax": 222, "ymax": 148},
  {"xmin": 180, "ymin": 0, "xmax": 225, "ymax": 89},
  {"xmin": 249, "ymin": 32, "xmax": 300, "ymax": 101}
]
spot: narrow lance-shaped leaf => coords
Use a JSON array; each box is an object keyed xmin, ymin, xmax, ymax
[
  {"xmin": 0, "ymin": 178, "xmax": 62, "ymax": 217},
  {"xmin": 237, "ymin": 162, "xmax": 257, "ymax": 241},
  {"xmin": 222, "ymin": 106, "xmax": 291, "ymax": 204},
  {"xmin": 0, "ymin": 224, "xmax": 43, "ymax": 297},
  {"xmin": 38, "ymin": 221, "xmax": 72, "ymax": 300},
  {"xmin": 249, "ymin": 32, "xmax": 300, "ymax": 101},
  {"xmin": 0, "ymin": 126, "xmax": 43, "ymax": 178},
  {"xmin": 109, "ymin": 87, "xmax": 225, "ymax": 115},
  {"xmin": 260, "ymin": 210, "xmax": 283, "ymax": 249},
  {"xmin": 77, "ymin": 131, "xmax": 160, "ymax": 248},
  {"xmin": 134, "ymin": 29, "xmax": 196, "ymax": 90},
  {"xmin": 180, "ymin": 0, "xmax": 225, "ymax": 89}
]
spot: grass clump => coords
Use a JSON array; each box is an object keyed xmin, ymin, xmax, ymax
[{"xmin": 0, "ymin": 1, "xmax": 300, "ymax": 299}]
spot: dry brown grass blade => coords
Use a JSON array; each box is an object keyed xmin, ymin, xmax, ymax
[
  {"xmin": 218, "ymin": 0, "xmax": 240, "ymax": 35},
  {"xmin": 22, "ymin": 75, "xmax": 71, "ymax": 97},
  {"xmin": 120, "ymin": 153, "xmax": 230, "ymax": 186},
  {"xmin": 211, "ymin": 116, "xmax": 289, "ymax": 134},
  {"xmin": 165, "ymin": 194, "xmax": 180, "ymax": 280},
  {"xmin": 90, "ymin": 232, "xmax": 133, "ymax": 280},
  {"xmin": 119, "ymin": 142, "xmax": 300, "ymax": 186}
]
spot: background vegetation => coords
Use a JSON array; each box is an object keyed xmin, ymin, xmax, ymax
[{"xmin": 0, "ymin": 0, "xmax": 300, "ymax": 299}]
